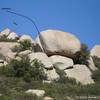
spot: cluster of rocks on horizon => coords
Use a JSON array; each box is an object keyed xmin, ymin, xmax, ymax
[{"xmin": 0, "ymin": 28, "xmax": 100, "ymax": 86}]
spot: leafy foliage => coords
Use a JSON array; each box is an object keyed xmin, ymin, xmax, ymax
[
  {"xmin": 76, "ymin": 44, "xmax": 90, "ymax": 65},
  {"xmin": 20, "ymin": 40, "xmax": 32, "ymax": 51},
  {"xmin": 0, "ymin": 57, "xmax": 46, "ymax": 81},
  {"xmin": 12, "ymin": 40, "xmax": 32, "ymax": 53},
  {"xmin": 92, "ymin": 70, "xmax": 100, "ymax": 82}
]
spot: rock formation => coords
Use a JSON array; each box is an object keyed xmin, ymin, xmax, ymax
[{"xmin": 0, "ymin": 28, "xmax": 99, "ymax": 85}]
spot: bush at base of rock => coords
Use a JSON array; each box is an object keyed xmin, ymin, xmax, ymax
[
  {"xmin": 12, "ymin": 40, "xmax": 32, "ymax": 53},
  {"xmin": 0, "ymin": 57, "xmax": 46, "ymax": 81},
  {"xmin": 75, "ymin": 44, "xmax": 90, "ymax": 65},
  {"xmin": 92, "ymin": 70, "xmax": 100, "ymax": 82}
]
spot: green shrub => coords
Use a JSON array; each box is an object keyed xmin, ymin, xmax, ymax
[
  {"xmin": 76, "ymin": 44, "xmax": 90, "ymax": 65},
  {"xmin": 92, "ymin": 70, "xmax": 100, "ymax": 82},
  {"xmin": 29, "ymin": 59, "xmax": 46, "ymax": 81},
  {"xmin": 0, "ymin": 57, "xmax": 46, "ymax": 81},
  {"xmin": 12, "ymin": 40, "xmax": 32, "ymax": 53},
  {"xmin": 20, "ymin": 40, "xmax": 32, "ymax": 51}
]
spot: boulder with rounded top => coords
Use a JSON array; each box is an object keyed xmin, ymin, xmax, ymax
[{"xmin": 36, "ymin": 29, "xmax": 81, "ymax": 58}]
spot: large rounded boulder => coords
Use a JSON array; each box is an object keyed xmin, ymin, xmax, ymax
[{"xmin": 36, "ymin": 30, "xmax": 81, "ymax": 58}]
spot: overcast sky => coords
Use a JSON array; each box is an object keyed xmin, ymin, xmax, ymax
[{"xmin": 0, "ymin": 0, "xmax": 100, "ymax": 49}]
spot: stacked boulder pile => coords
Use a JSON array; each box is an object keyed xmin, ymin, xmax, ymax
[{"xmin": 0, "ymin": 28, "xmax": 100, "ymax": 85}]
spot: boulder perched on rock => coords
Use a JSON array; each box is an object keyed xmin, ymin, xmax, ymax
[
  {"xmin": 0, "ymin": 28, "xmax": 10, "ymax": 36},
  {"xmin": 44, "ymin": 68, "xmax": 60, "ymax": 81},
  {"xmin": 7, "ymin": 32, "xmax": 18, "ymax": 40},
  {"xmin": 28, "ymin": 52, "xmax": 53, "ymax": 69},
  {"xmin": 50, "ymin": 55, "xmax": 74, "ymax": 70},
  {"xmin": 90, "ymin": 45, "xmax": 100, "ymax": 58},
  {"xmin": 64, "ymin": 64, "xmax": 94, "ymax": 85},
  {"xmin": 19, "ymin": 34, "xmax": 34, "ymax": 43},
  {"xmin": 0, "ymin": 42, "xmax": 19, "ymax": 61},
  {"xmin": 26, "ymin": 89, "xmax": 45, "ymax": 97},
  {"xmin": 36, "ymin": 30, "xmax": 81, "ymax": 58}
]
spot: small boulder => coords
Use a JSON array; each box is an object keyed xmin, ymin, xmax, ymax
[
  {"xmin": 0, "ymin": 28, "xmax": 10, "ymax": 36},
  {"xmin": 15, "ymin": 56, "xmax": 22, "ymax": 61},
  {"xmin": 50, "ymin": 55, "xmax": 74, "ymax": 70},
  {"xmin": 43, "ymin": 96, "xmax": 54, "ymax": 100},
  {"xmin": 7, "ymin": 32, "xmax": 18, "ymax": 40},
  {"xmin": 90, "ymin": 45, "xmax": 100, "ymax": 58},
  {"xmin": 64, "ymin": 64, "xmax": 94, "ymax": 85},
  {"xmin": 0, "ymin": 42, "xmax": 19, "ymax": 61},
  {"xmin": 28, "ymin": 52, "xmax": 53, "ymax": 69},
  {"xmin": 18, "ymin": 50, "xmax": 32, "ymax": 57},
  {"xmin": 26, "ymin": 89, "xmax": 45, "ymax": 97},
  {"xmin": 44, "ymin": 68, "xmax": 60, "ymax": 81},
  {"xmin": 43, "ymin": 80, "xmax": 52, "ymax": 84},
  {"xmin": 19, "ymin": 34, "xmax": 34, "ymax": 43}
]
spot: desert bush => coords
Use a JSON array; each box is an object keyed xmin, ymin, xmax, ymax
[
  {"xmin": 92, "ymin": 70, "xmax": 100, "ymax": 82},
  {"xmin": 76, "ymin": 44, "xmax": 90, "ymax": 65},
  {"xmin": 0, "ymin": 57, "xmax": 46, "ymax": 81},
  {"xmin": 12, "ymin": 40, "xmax": 32, "ymax": 53},
  {"xmin": 20, "ymin": 40, "xmax": 32, "ymax": 51}
]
